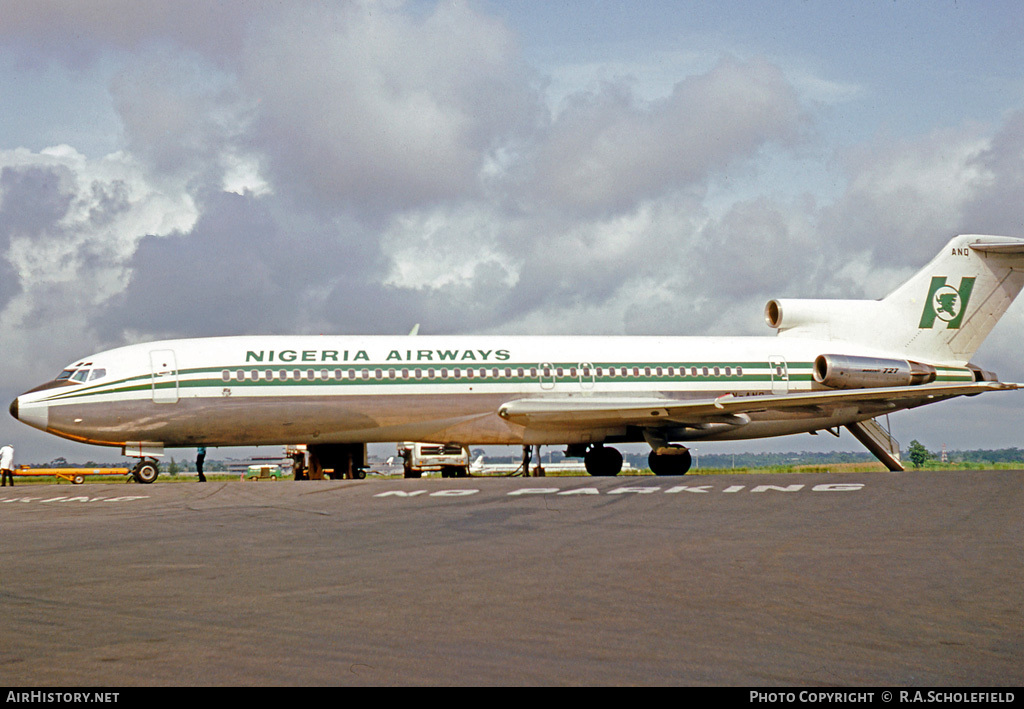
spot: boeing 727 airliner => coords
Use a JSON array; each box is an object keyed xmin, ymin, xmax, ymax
[{"xmin": 10, "ymin": 234, "xmax": 1024, "ymax": 481}]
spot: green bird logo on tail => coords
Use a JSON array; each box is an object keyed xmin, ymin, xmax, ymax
[{"xmin": 919, "ymin": 276, "xmax": 975, "ymax": 329}]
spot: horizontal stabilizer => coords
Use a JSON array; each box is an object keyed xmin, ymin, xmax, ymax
[{"xmin": 969, "ymin": 241, "xmax": 1024, "ymax": 254}]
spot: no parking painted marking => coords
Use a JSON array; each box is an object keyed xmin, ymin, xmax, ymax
[{"xmin": 374, "ymin": 483, "xmax": 865, "ymax": 499}]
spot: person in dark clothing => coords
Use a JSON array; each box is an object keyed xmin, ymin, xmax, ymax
[{"xmin": 196, "ymin": 447, "xmax": 207, "ymax": 482}]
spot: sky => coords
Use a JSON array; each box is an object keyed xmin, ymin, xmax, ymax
[{"xmin": 2, "ymin": 0, "xmax": 1024, "ymax": 464}]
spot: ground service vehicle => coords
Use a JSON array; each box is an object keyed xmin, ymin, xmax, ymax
[{"xmin": 398, "ymin": 442, "xmax": 470, "ymax": 478}]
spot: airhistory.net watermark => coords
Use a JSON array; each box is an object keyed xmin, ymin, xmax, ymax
[{"xmin": 6, "ymin": 693, "xmax": 118, "ymax": 704}]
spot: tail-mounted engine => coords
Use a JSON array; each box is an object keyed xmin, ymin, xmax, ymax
[{"xmin": 813, "ymin": 354, "xmax": 936, "ymax": 389}]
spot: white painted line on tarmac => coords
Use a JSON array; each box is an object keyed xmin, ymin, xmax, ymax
[
  {"xmin": 0, "ymin": 495, "xmax": 150, "ymax": 504},
  {"xmin": 374, "ymin": 482, "xmax": 865, "ymax": 499}
]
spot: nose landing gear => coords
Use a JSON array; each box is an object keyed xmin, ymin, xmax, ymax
[{"xmin": 130, "ymin": 459, "xmax": 160, "ymax": 484}]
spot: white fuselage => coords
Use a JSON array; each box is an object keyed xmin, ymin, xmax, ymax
[{"xmin": 11, "ymin": 334, "xmax": 975, "ymax": 451}]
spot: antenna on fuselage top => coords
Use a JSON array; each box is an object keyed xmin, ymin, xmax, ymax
[{"xmin": 408, "ymin": 324, "xmax": 420, "ymax": 336}]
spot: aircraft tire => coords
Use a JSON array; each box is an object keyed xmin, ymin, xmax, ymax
[
  {"xmin": 133, "ymin": 462, "xmax": 159, "ymax": 484},
  {"xmin": 648, "ymin": 447, "xmax": 692, "ymax": 475},
  {"xmin": 585, "ymin": 446, "xmax": 623, "ymax": 476}
]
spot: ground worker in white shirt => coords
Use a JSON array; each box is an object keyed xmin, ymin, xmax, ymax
[{"xmin": 1, "ymin": 444, "xmax": 14, "ymax": 486}]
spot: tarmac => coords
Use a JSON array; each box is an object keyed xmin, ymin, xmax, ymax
[{"xmin": 1, "ymin": 470, "xmax": 1021, "ymax": 686}]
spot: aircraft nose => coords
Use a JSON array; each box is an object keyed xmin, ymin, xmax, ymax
[{"xmin": 10, "ymin": 394, "xmax": 48, "ymax": 431}]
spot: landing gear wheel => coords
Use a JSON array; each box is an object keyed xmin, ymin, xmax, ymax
[
  {"xmin": 132, "ymin": 461, "xmax": 159, "ymax": 484},
  {"xmin": 584, "ymin": 446, "xmax": 623, "ymax": 476},
  {"xmin": 648, "ymin": 446, "xmax": 692, "ymax": 475}
]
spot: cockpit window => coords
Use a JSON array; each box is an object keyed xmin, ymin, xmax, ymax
[{"xmin": 54, "ymin": 365, "xmax": 106, "ymax": 384}]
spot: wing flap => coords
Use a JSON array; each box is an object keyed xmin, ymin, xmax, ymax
[{"xmin": 497, "ymin": 382, "xmax": 1019, "ymax": 429}]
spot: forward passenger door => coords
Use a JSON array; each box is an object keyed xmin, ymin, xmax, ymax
[{"xmin": 150, "ymin": 350, "xmax": 179, "ymax": 404}]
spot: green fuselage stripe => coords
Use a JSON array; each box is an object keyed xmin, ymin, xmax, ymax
[{"xmin": 39, "ymin": 359, "xmax": 975, "ymax": 403}]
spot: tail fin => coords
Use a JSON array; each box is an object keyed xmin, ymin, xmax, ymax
[
  {"xmin": 768, "ymin": 235, "xmax": 1024, "ymax": 365},
  {"xmin": 881, "ymin": 235, "xmax": 1024, "ymax": 363}
]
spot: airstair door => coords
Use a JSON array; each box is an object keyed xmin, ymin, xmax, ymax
[{"xmin": 150, "ymin": 350, "xmax": 179, "ymax": 404}]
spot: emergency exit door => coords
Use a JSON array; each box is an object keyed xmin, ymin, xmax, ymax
[{"xmin": 769, "ymin": 356, "xmax": 789, "ymax": 395}]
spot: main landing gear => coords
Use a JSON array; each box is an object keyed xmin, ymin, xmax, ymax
[
  {"xmin": 583, "ymin": 445, "xmax": 623, "ymax": 476},
  {"xmin": 570, "ymin": 441, "xmax": 694, "ymax": 476},
  {"xmin": 647, "ymin": 445, "xmax": 692, "ymax": 475}
]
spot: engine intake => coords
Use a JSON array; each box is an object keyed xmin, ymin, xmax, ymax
[{"xmin": 813, "ymin": 354, "xmax": 936, "ymax": 389}]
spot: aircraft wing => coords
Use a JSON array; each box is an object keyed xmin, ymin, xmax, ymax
[{"xmin": 497, "ymin": 381, "xmax": 1020, "ymax": 429}]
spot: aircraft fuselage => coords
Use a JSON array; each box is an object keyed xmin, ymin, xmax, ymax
[{"xmin": 11, "ymin": 334, "xmax": 976, "ymax": 451}]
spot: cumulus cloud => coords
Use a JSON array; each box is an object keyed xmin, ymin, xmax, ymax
[
  {"xmin": 242, "ymin": 1, "xmax": 542, "ymax": 216},
  {"xmin": 0, "ymin": 0, "xmax": 258, "ymax": 64},
  {"xmin": 3, "ymin": 2, "xmax": 1021, "ymax": 353},
  {"xmin": 820, "ymin": 125, "xmax": 995, "ymax": 265},
  {"xmin": 962, "ymin": 110, "xmax": 1024, "ymax": 236},
  {"xmin": 110, "ymin": 54, "xmax": 258, "ymax": 188},
  {"xmin": 0, "ymin": 146, "xmax": 196, "ymax": 314},
  {"xmin": 520, "ymin": 57, "xmax": 806, "ymax": 215}
]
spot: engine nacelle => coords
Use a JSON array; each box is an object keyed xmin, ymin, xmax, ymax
[
  {"xmin": 813, "ymin": 354, "xmax": 937, "ymax": 389},
  {"xmin": 764, "ymin": 298, "xmax": 890, "ymax": 342},
  {"xmin": 765, "ymin": 298, "xmax": 866, "ymax": 330},
  {"xmin": 765, "ymin": 298, "xmax": 817, "ymax": 330}
]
